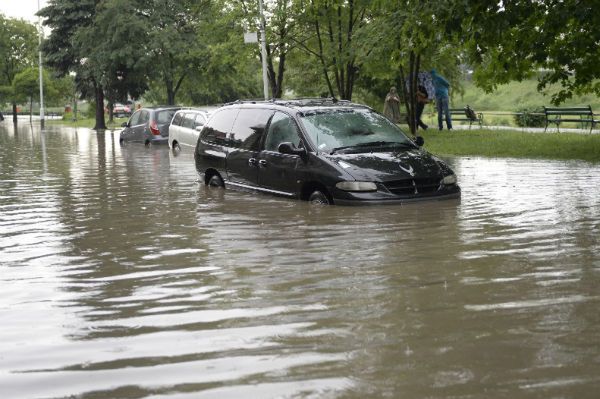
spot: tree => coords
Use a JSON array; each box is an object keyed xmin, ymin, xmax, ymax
[
  {"xmin": 357, "ymin": 1, "xmax": 462, "ymax": 135},
  {"xmin": 39, "ymin": 0, "xmax": 109, "ymax": 129},
  {"xmin": 451, "ymin": 0, "xmax": 600, "ymax": 104},
  {"xmin": 12, "ymin": 67, "xmax": 57, "ymax": 121},
  {"xmin": 137, "ymin": 0, "xmax": 207, "ymax": 105},
  {"xmin": 74, "ymin": 0, "xmax": 148, "ymax": 122},
  {"xmin": 298, "ymin": 0, "xmax": 370, "ymax": 100},
  {"xmin": 0, "ymin": 14, "xmax": 38, "ymax": 123}
]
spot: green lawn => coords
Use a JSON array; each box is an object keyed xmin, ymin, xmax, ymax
[
  {"xmin": 48, "ymin": 117, "xmax": 127, "ymax": 129},
  {"xmin": 419, "ymin": 128, "xmax": 600, "ymax": 163}
]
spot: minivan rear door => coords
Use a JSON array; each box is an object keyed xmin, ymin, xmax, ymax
[{"xmin": 225, "ymin": 108, "xmax": 274, "ymax": 188}]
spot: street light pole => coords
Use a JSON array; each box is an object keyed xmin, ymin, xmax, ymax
[
  {"xmin": 38, "ymin": 0, "xmax": 45, "ymax": 128},
  {"xmin": 258, "ymin": 0, "xmax": 269, "ymax": 100}
]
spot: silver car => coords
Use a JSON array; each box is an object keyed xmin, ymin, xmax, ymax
[
  {"xmin": 168, "ymin": 108, "xmax": 212, "ymax": 153},
  {"xmin": 120, "ymin": 106, "xmax": 181, "ymax": 146}
]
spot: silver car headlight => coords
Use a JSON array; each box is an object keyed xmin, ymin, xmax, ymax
[
  {"xmin": 441, "ymin": 174, "xmax": 457, "ymax": 185},
  {"xmin": 336, "ymin": 181, "xmax": 378, "ymax": 192}
]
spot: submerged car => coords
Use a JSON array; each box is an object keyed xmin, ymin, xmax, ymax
[
  {"xmin": 194, "ymin": 99, "xmax": 460, "ymax": 205},
  {"xmin": 120, "ymin": 106, "xmax": 181, "ymax": 146},
  {"xmin": 168, "ymin": 108, "xmax": 212, "ymax": 153}
]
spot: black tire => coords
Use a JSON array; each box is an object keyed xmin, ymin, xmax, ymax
[
  {"xmin": 207, "ymin": 173, "xmax": 224, "ymax": 188},
  {"xmin": 144, "ymin": 140, "xmax": 150, "ymax": 147},
  {"xmin": 172, "ymin": 142, "xmax": 181, "ymax": 155},
  {"xmin": 308, "ymin": 190, "xmax": 331, "ymax": 205},
  {"xmin": 119, "ymin": 138, "xmax": 124, "ymax": 145}
]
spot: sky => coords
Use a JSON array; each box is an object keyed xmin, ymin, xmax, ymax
[{"xmin": 0, "ymin": 0, "xmax": 48, "ymax": 23}]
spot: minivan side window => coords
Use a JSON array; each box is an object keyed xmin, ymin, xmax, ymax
[
  {"xmin": 229, "ymin": 108, "xmax": 274, "ymax": 151},
  {"xmin": 182, "ymin": 113, "xmax": 195, "ymax": 129},
  {"xmin": 172, "ymin": 112, "xmax": 184, "ymax": 126},
  {"xmin": 264, "ymin": 112, "xmax": 302, "ymax": 151},
  {"xmin": 202, "ymin": 109, "xmax": 238, "ymax": 145}
]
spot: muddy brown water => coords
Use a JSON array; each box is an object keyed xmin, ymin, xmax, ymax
[{"xmin": 1, "ymin": 123, "xmax": 599, "ymax": 399}]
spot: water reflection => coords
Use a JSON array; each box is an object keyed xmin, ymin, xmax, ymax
[{"xmin": 1, "ymin": 123, "xmax": 599, "ymax": 398}]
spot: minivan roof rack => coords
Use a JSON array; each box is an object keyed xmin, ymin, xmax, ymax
[{"xmin": 223, "ymin": 97, "xmax": 370, "ymax": 110}]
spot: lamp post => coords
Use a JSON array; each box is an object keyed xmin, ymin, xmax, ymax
[
  {"xmin": 258, "ymin": 0, "xmax": 269, "ymax": 100},
  {"xmin": 38, "ymin": 0, "xmax": 45, "ymax": 128}
]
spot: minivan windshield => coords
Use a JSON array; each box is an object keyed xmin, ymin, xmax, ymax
[{"xmin": 299, "ymin": 108, "xmax": 415, "ymax": 154}]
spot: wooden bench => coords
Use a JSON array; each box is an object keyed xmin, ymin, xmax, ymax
[
  {"xmin": 448, "ymin": 105, "xmax": 483, "ymax": 129},
  {"xmin": 543, "ymin": 105, "xmax": 598, "ymax": 133}
]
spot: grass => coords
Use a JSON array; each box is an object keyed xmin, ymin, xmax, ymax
[
  {"xmin": 418, "ymin": 128, "xmax": 600, "ymax": 163},
  {"xmin": 48, "ymin": 116, "xmax": 127, "ymax": 129}
]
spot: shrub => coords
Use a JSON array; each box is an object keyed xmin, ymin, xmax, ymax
[
  {"xmin": 62, "ymin": 111, "xmax": 73, "ymax": 121},
  {"xmin": 514, "ymin": 107, "xmax": 545, "ymax": 127}
]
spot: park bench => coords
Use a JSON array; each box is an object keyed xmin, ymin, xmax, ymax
[
  {"xmin": 543, "ymin": 105, "xmax": 598, "ymax": 133},
  {"xmin": 448, "ymin": 105, "xmax": 483, "ymax": 129}
]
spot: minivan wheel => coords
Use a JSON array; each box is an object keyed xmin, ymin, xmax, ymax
[
  {"xmin": 308, "ymin": 190, "xmax": 331, "ymax": 205},
  {"xmin": 207, "ymin": 174, "xmax": 224, "ymax": 188},
  {"xmin": 172, "ymin": 142, "xmax": 181, "ymax": 155}
]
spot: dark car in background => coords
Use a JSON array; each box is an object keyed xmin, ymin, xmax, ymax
[
  {"xmin": 194, "ymin": 99, "xmax": 460, "ymax": 205},
  {"xmin": 120, "ymin": 106, "xmax": 181, "ymax": 146}
]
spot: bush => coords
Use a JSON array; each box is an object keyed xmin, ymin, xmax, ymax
[
  {"xmin": 514, "ymin": 107, "xmax": 545, "ymax": 127},
  {"xmin": 62, "ymin": 111, "xmax": 73, "ymax": 121}
]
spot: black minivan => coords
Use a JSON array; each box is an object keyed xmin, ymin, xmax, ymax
[{"xmin": 194, "ymin": 99, "xmax": 460, "ymax": 205}]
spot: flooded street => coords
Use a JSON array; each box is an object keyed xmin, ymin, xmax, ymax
[{"xmin": 1, "ymin": 123, "xmax": 599, "ymax": 399}]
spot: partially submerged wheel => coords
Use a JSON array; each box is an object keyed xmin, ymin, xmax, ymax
[
  {"xmin": 172, "ymin": 142, "xmax": 181, "ymax": 155},
  {"xmin": 207, "ymin": 173, "xmax": 224, "ymax": 188},
  {"xmin": 308, "ymin": 190, "xmax": 331, "ymax": 205}
]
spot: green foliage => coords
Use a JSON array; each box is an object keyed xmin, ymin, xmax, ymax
[
  {"xmin": 0, "ymin": 15, "xmax": 38, "ymax": 104},
  {"xmin": 452, "ymin": 0, "xmax": 600, "ymax": 105},
  {"xmin": 514, "ymin": 107, "xmax": 546, "ymax": 128},
  {"xmin": 12, "ymin": 67, "xmax": 58, "ymax": 103}
]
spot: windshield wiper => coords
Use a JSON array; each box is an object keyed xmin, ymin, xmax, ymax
[{"xmin": 330, "ymin": 141, "xmax": 413, "ymax": 154}]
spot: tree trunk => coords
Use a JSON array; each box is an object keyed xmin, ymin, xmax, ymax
[
  {"xmin": 93, "ymin": 85, "xmax": 107, "ymax": 130},
  {"xmin": 12, "ymin": 102, "xmax": 18, "ymax": 124},
  {"xmin": 30, "ymin": 97, "xmax": 33, "ymax": 123},
  {"xmin": 107, "ymin": 100, "xmax": 114, "ymax": 123}
]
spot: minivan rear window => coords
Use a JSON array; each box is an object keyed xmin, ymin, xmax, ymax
[
  {"xmin": 229, "ymin": 109, "xmax": 274, "ymax": 151},
  {"xmin": 202, "ymin": 109, "xmax": 238, "ymax": 145},
  {"xmin": 157, "ymin": 109, "xmax": 178, "ymax": 124}
]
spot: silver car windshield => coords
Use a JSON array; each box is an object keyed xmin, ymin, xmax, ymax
[{"xmin": 299, "ymin": 108, "xmax": 414, "ymax": 153}]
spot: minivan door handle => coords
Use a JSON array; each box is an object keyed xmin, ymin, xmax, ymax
[
  {"xmin": 248, "ymin": 158, "xmax": 257, "ymax": 166},
  {"xmin": 258, "ymin": 159, "xmax": 267, "ymax": 167}
]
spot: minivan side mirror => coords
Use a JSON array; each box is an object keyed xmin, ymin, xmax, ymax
[
  {"xmin": 195, "ymin": 125, "xmax": 204, "ymax": 132},
  {"xmin": 414, "ymin": 136, "xmax": 424, "ymax": 147},
  {"xmin": 121, "ymin": 122, "xmax": 128, "ymax": 128},
  {"xmin": 278, "ymin": 142, "xmax": 306, "ymax": 156}
]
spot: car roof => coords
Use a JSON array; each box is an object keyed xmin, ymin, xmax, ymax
[
  {"xmin": 222, "ymin": 98, "xmax": 372, "ymax": 114},
  {"xmin": 174, "ymin": 108, "xmax": 211, "ymax": 114}
]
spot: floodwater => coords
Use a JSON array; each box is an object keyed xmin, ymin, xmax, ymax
[{"xmin": 1, "ymin": 122, "xmax": 599, "ymax": 399}]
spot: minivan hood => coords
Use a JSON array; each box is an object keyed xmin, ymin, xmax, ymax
[{"xmin": 328, "ymin": 149, "xmax": 446, "ymax": 181}]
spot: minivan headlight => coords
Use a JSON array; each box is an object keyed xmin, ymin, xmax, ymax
[
  {"xmin": 441, "ymin": 174, "xmax": 457, "ymax": 185},
  {"xmin": 336, "ymin": 181, "xmax": 378, "ymax": 192}
]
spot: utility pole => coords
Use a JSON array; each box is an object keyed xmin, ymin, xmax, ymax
[
  {"xmin": 258, "ymin": 0, "xmax": 269, "ymax": 100},
  {"xmin": 38, "ymin": 0, "xmax": 45, "ymax": 128}
]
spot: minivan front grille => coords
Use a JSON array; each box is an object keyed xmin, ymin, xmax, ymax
[{"xmin": 383, "ymin": 177, "xmax": 441, "ymax": 196}]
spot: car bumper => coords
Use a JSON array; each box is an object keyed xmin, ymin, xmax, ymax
[
  {"xmin": 150, "ymin": 136, "xmax": 169, "ymax": 145},
  {"xmin": 332, "ymin": 186, "xmax": 461, "ymax": 206}
]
